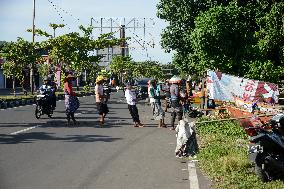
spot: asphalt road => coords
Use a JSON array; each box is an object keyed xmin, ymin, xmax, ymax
[{"xmin": 0, "ymin": 91, "xmax": 212, "ymax": 189}]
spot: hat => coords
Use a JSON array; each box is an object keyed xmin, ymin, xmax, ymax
[
  {"xmin": 169, "ymin": 75, "xmax": 181, "ymax": 84},
  {"xmin": 96, "ymin": 75, "xmax": 104, "ymax": 83},
  {"xmin": 66, "ymin": 73, "xmax": 75, "ymax": 79}
]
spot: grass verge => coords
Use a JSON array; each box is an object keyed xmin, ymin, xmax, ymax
[{"xmin": 196, "ymin": 117, "xmax": 284, "ymax": 189}]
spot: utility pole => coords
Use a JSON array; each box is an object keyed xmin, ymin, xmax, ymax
[
  {"xmin": 120, "ymin": 25, "xmax": 126, "ymax": 57},
  {"xmin": 90, "ymin": 17, "xmax": 155, "ymax": 61},
  {"xmin": 31, "ymin": 0, "xmax": 36, "ymax": 94}
]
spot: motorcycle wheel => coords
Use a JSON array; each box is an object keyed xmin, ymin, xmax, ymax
[
  {"xmin": 255, "ymin": 153, "xmax": 271, "ymax": 182},
  {"xmin": 35, "ymin": 105, "xmax": 41, "ymax": 119},
  {"xmin": 47, "ymin": 109, "xmax": 53, "ymax": 118},
  {"xmin": 255, "ymin": 164, "xmax": 270, "ymax": 182}
]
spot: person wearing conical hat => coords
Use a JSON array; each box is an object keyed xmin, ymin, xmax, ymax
[
  {"xmin": 95, "ymin": 75, "xmax": 109, "ymax": 126},
  {"xmin": 64, "ymin": 73, "xmax": 79, "ymax": 126},
  {"xmin": 170, "ymin": 76, "xmax": 182, "ymax": 130}
]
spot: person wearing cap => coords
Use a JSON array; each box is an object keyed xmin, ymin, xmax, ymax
[
  {"xmin": 124, "ymin": 83, "xmax": 144, "ymax": 127},
  {"xmin": 64, "ymin": 73, "xmax": 79, "ymax": 126},
  {"xmin": 170, "ymin": 77, "xmax": 183, "ymax": 130},
  {"xmin": 95, "ymin": 75, "xmax": 109, "ymax": 126}
]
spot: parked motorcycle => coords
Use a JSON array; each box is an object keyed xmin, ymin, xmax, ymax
[
  {"xmin": 35, "ymin": 94, "xmax": 53, "ymax": 119},
  {"xmin": 247, "ymin": 114, "xmax": 284, "ymax": 182}
]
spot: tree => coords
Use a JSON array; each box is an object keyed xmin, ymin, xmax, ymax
[
  {"xmin": 136, "ymin": 60, "xmax": 164, "ymax": 80},
  {"xmin": 41, "ymin": 25, "xmax": 124, "ymax": 88},
  {"xmin": 0, "ymin": 38, "xmax": 43, "ymax": 95},
  {"xmin": 110, "ymin": 55, "xmax": 132, "ymax": 83},
  {"xmin": 49, "ymin": 23, "xmax": 65, "ymax": 38},
  {"xmin": 157, "ymin": 0, "xmax": 284, "ymax": 82}
]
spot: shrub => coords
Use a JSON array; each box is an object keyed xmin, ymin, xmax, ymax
[{"xmin": 196, "ymin": 118, "xmax": 284, "ymax": 189}]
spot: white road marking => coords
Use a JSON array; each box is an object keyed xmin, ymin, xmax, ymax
[
  {"xmin": 75, "ymin": 113, "xmax": 82, "ymax": 116},
  {"xmin": 188, "ymin": 161, "xmax": 200, "ymax": 189},
  {"xmin": 10, "ymin": 125, "xmax": 42, "ymax": 135}
]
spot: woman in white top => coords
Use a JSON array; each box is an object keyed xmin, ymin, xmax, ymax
[{"xmin": 125, "ymin": 84, "xmax": 144, "ymax": 127}]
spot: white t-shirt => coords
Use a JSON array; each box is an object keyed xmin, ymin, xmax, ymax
[{"xmin": 125, "ymin": 89, "xmax": 136, "ymax": 105}]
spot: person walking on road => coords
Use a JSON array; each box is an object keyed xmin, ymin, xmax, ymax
[
  {"xmin": 95, "ymin": 75, "xmax": 109, "ymax": 126},
  {"xmin": 148, "ymin": 80, "xmax": 156, "ymax": 117},
  {"xmin": 64, "ymin": 73, "xmax": 80, "ymax": 126},
  {"xmin": 149, "ymin": 80, "xmax": 166, "ymax": 128},
  {"xmin": 125, "ymin": 83, "xmax": 144, "ymax": 127}
]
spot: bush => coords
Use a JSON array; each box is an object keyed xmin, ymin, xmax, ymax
[
  {"xmin": 196, "ymin": 118, "xmax": 284, "ymax": 189},
  {"xmin": 83, "ymin": 85, "xmax": 91, "ymax": 93}
]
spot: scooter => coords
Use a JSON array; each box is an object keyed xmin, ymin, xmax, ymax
[
  {"xmin": 247, "ymin": 114, "xmax": 284, "ymax": 182},
  {"xmin": 35, "ymin": 93, "xmax": 53, "ymax": 119}
]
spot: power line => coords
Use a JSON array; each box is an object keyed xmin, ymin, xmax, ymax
[{"xmin": 47, "ymin": 0, "xmax": 82, "ymax": 31}]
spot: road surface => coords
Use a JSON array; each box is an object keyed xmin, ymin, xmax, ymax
[{"xmin": 0, "ymin": 91, "xmax": 212, "ymax": 189}]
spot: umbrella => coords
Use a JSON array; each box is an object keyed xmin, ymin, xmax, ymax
[{"xmin": 169, "ymin": 75, "xmax": 182, "ymax": 84}]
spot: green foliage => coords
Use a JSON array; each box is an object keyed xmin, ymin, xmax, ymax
[
  {"xmin": 196, "ymin": 118, "xmax": 284, "ymax": 188},
  {"xmin": 37, "ymin": 63, "xmax": 49, "ymax": 78},
  {"xmin": 0, "ymin": 38, "xmax": 42, "ymax": 86},
  {"xmin": 27, "ymin": 28, "xmax": 52, "ymax": 38},
  {"xmin": 110, "ymin": 56, "xmax": 132, "ymax": 75},
  {"xmin": 157, "ymin": 0, "xmax": 284, "ymax": 82},
  {"xmin": 97, "ymin": 69, "xmax": 111, "ymax": 79},
  {"xmin": 110, "ymin": 57, "xmax": 166, "ymax": 81},
  {"xmin": 83, "ymin": 85, "xmax": 91, "ymax": 93},
  {"xmin": 41, "ymin": 25, "xmax": 122, "ymax": 84},
  {"xmin": 132, "ymin": 60, "xmax": 165, "ymax": 80}
]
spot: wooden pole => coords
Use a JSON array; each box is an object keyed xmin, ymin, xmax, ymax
[{"xmin": 195, "ymin": 114, "xmax": 275, "ymax": 124}]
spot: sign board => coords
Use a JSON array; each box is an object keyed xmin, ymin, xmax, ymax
[{"xmin": 207, "ymin": 70, "xmax": 279, "ymax": 103}]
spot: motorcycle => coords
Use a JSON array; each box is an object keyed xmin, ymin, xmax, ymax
[
  {"xmin": 186, "ymin": 106, "xmax": 203, "ymax": 118},
  {"xmin": 35, "ymin": 93, "xmax": 53, "ymax": 119},
  {"xmin": 246, "ymin": 114, "xmax": 284, "ymax": 182},
  {"xmin": 103, "ymin": 83, "xmax": 111, "ymax": 103}
]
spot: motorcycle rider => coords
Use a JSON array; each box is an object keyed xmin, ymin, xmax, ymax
[
  {"xmin": 38, "ymin": 76, "xmax": 54, "ymax": 110},
  {"xmin": 49, "ymin": 75, "xmax": 57, "ymax": 110},
  {"xmin": 39, "ymin": 76, "xmax": 53, "ymax": 96}
]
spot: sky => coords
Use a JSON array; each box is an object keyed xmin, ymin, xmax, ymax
[{"xmin": 0, "ymin": 0, "xmax": 173, "ymax": 64}]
